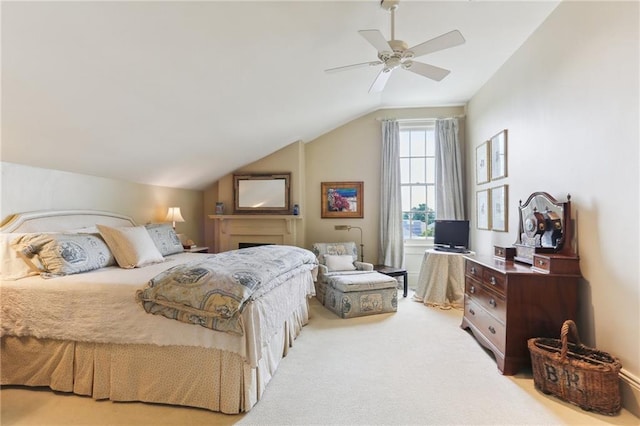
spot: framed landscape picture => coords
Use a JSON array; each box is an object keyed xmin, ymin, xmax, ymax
[{"xmin": 321, "ymin": 181, "xmax": 363, "ymax": 218}]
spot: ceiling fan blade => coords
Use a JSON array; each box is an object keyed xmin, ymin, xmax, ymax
[
  {"xmin": 408, "ymin": 30, "xmax": 465, "ymax": 58},
  {"xmin": 325, "ymin": 61, "xmax": 383, "ymax": 74},
  {"xmin": 405, "ymin": 61, "xmax": 451, "ymax": 81},
  {"xmin": 369, "ymin": 69, "xmax": 393, "ymax": 93},
  {"xmin": 359, "ymin": 29, "xmax": 393, "ymax": 53}
]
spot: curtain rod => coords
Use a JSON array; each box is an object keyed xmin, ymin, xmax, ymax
[{"xmin": 375, "ymin": 115, "xmax": 465, "ymax": 122}]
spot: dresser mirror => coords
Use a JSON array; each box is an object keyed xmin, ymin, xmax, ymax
[
  {"xmin": 233, "ymin": 173, "xmax": 291, "ymax": 214},
  {"xmin": 513, "ymin": 192, "xmax": 573, "ymax": 264}
]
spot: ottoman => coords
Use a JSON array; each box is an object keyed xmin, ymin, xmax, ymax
[{"xmin": 317, "ymin": 271, "xmax": 398, "ymax": 319}]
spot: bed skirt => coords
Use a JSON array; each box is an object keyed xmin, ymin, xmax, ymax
[{"xmin": 1, "ymin": 297, "xmax": 310, "ymax": 414}]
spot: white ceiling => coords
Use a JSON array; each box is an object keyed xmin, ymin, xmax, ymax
[{"xmin": 1, "ymin": 1, "xmax": 559, "ymax": 190}]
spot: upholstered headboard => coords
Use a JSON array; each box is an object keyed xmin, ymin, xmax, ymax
[{"xmin": 0, "ymin": 210, "xmax": 136, "ymax": 233}]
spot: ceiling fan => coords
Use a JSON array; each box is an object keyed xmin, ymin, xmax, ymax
[{"xmin": 326, "ymin": 0, "xmax": 465, "ymax": 93}]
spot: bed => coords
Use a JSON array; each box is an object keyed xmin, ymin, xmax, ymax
[{"xmin": 0, "ymin": 209, "xmax": 317, "ymax": 414}]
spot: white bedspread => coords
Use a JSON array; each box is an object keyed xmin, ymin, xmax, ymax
[{"xmin": 0, "ymin": 253, "xmax": 315, "ymax": 367}]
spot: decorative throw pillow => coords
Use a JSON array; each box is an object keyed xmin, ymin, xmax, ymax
[
  {"xmin": 11, "ymin": 233, "xmax": 115, "ymax": 278},
  {"xmin": 145, "ymin": 223, "xmax": 183, "ymax": 256},
  {"xmin": 324, "ymin": 254, "xmax": 356, "ymax": 272},
  {"xmin": 97, "ymin": 225, "xmax": 164, "ymax": 269},
  {"xmin": 1, "ymin": 233, "xmax": 43, "ymax": 280}
]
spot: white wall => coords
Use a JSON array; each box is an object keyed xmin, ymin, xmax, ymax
[
  {"xmin": 466, "ymin": 1, "xmax": 639, "ymax": 411},
  {"xmin": 1, "ymin": 162, "xmax": 205, "ymax": 244}
]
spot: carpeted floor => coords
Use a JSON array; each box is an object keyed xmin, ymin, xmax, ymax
[{"xmin": 2, "ymin": 292, "xmax": 638, "ymax": 425}]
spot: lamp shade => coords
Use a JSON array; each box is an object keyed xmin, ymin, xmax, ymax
[{"xmin": 165, "ymin": 207, "xmax": 185, "ymax": 228}]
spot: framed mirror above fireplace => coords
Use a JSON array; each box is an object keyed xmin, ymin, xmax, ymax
[{"xmin": 233, "ymin": 173, "xmax": 291, "ymax": 214}]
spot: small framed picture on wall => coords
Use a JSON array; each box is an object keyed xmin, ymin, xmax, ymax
[
  {"xmin": 490, "ymin": 129, "xmax": 508, "ymax": 181},
  {"xmin": 476, "ymin": 189, "xmax": 490, "ymax": 230},
  {"xmin": 491, "ymin": 185, "xmax": 508, "ymax": 232},
  {"xmin": 321, "ymin": 181, "xmax": 364, "ymax": 218},
  {"xmin": 476, "ymin": 141, "xmax": 490, "ymax": 185}
]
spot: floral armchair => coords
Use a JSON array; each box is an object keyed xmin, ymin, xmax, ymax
[{"xmin": 311, "ymin": 242, "xmax": 373, "ymax": 282}]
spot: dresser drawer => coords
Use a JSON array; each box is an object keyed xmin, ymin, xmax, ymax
[
  {"xmin": 465, "ymin": 276, "xmax": 482, "ymax": 297},
  {"xmin": 474, "ymin": 285, "xmax": 506, "ymax": 323},
  {"xmin": 531, "ymin": 254, "xmax": 581, "ymax": 275},
  {"xmin": 482, "ymin": 268, "xmax": 506, "ymax": 295},
  {"xmin": 465, "ymin": 260, "xmax": 484, "ymax": 280},
  {"xmin": 464, "ymin": 297, "xmax": 506, "ymax": 353}
]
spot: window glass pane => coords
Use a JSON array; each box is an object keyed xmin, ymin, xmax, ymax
[
  {"xmin": 400, "ymin": 158, "xmax": 410, "ymax": 183},
  {"xmin": 426, "ymin": 158, "xmax": 435, "ymax": 184},
  {"xmin": 426, "ymin": 185, "xmax": 436, "ymax": 217},
  {"xmin": 426, "ymin": 133, "xmax": 436, "ymax": 156},
  {"xmin": 411, "ymin": 186, "xmax": 426, "ymax": 210},
  {"xmin": 410, "ymin": 158, "xmax": 425, "ymax": 183},
  {"xmin": 409, "ymin": 186, "xmax": 427, "ymax": 238},
  {"xmin": 399, "ymin": 132, "xmax": 410, "ymax": 157},
  {"xmin": 410, "ymin": 131, "xmax": 426, "ymax": 156},
  {"xmin": 401, "ymin": 186, "xmax": 411, "ymax": 211}
]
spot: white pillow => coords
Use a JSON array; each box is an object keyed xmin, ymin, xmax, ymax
[
  {"xmin": 97, "ymin": 225, "xmax": 164, "ymax": 269},
  {"xmin": 324, "ymin": 254, "xmax": 356, "ymax": 272},
  {"xmin": 0, "ymin": 233, "xmax": 42, "ymax": 280}
]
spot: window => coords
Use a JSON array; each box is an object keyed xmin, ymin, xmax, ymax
[{"xmin": 399, "ymin": 122, "xmax": 436, "ymax": 240}]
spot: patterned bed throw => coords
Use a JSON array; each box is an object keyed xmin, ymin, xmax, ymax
[{"xmin": 135, "ymin": 245, "xmax": 317, "ymax": 335}]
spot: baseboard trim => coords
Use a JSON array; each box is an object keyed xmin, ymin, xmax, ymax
[{"xmin": 620, "ymin": 368, "xmax": 640, "ymax": 418}]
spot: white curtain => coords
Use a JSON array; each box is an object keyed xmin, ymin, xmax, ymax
[
  {"xmin": 379, "ymin": 120, "xmax": 404, "ymax": 268},
  {"xmin": 435, "ymin": 118, "xmax": 466, "ymax": 220}
]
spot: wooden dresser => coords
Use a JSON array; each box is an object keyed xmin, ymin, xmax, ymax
[{"xmin": 460, "ymin": 255, "xmax": 580, "ymax": 375}]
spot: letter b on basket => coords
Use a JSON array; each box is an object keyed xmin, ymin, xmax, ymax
[{"xmin": 544, "ymin": 363, "xmax": 584, "ymax": 393}]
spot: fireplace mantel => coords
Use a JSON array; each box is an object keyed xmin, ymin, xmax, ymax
[{"xmin": 208, "ymin": 215, "xmax": 302, "ymax": 253}]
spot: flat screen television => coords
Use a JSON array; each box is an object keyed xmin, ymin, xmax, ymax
[{"xmin": 434, "ymin": 220, "xmax": 470, "ymax": 249}]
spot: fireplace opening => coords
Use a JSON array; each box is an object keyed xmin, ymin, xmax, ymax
[{"xmin": 238, "ymin": 242, "xmax": 273, "ymax": 249}]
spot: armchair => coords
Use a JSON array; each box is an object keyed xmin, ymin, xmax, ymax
[
  {"xmin": 311, "ymin": 242, "xmax": 398, "ymax": 318},
  {"xmin": 312, "ymin": 242, "xmax": 373, "ymax": 282}
]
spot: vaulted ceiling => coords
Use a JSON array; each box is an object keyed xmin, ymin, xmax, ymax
[{"xmin": 1, "ymin": 1, "xmax": 559, "ymax": 190}]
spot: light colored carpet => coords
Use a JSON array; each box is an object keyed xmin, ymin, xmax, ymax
[{"xmin": 1, "ymin": 292, "xmax": 638, "ymax": 425}]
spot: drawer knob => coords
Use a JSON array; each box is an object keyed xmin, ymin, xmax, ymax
[
  {"xmin": 538, "ymin": 259, "xmax": 545, "ymax": 266},
  {"xmin": 489, "ymin": 298, "xmax": 497, "ymax": 308},
  {"xmin": 489, "ymin": 326, "xmax": 496, "ymax": 334},
  {"xmin": 470, "ymin": 285, "xmax": 476, "ymax": 294},
  {"xmin": 489, "ymin": 276, "xmax": 497, "ymax": 285},
  {"xmin": 470, "ymin": 266, "xmax": 476, "ymax": 274},
  {"xmin": 469, "ymin": 308, "xmax": 475, "ymax": 316}
]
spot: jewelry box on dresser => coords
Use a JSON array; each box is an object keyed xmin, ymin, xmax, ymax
[{"xmin": 461, "ymin": 192, "xmax": 581, "ymax": 375}]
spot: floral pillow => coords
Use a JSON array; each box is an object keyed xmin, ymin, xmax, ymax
[
  {"xmin": 145, "ymin": 223, "xmax": 183, "ymax": 256},
  {"xmin": 11, "ymin": 233, "xmax": 115, "ymax": 278}
]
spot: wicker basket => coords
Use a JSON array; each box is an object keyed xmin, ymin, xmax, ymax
[{"xmin": 528, "ymin": 320, "xmax": 622, "ymax": 415}]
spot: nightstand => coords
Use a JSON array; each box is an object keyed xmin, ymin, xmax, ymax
[{"xmin": 184, "ymin": 246, "xmax": 209, "ymax": 254}]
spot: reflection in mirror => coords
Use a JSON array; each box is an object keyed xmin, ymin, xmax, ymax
[
  {"xmin": 238, "ymin": 180, "xmax": 286, "ymax": 208},
  {"xmin": 233, "ymin": 173, "xmax": 291, "ymax": 214}
]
